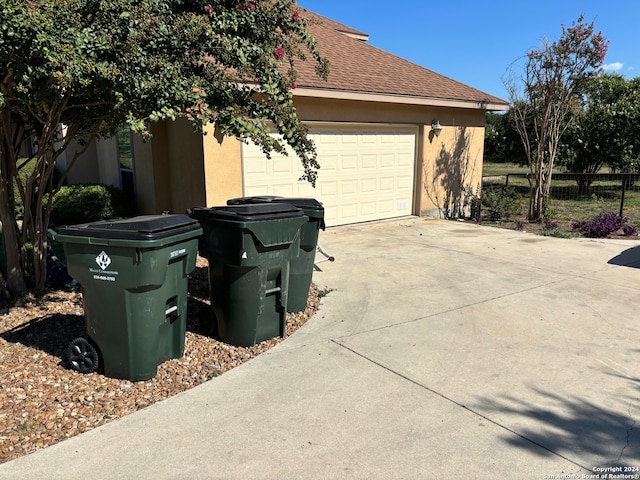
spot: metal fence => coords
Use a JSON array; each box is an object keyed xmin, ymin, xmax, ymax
[{"xmin": 481, "ymin": 173, "xmax": 640, "ymax": 224}]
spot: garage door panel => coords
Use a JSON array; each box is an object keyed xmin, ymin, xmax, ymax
[
  {"xmin": 244, "ymin": 161, "xmax": 268, "ymax": 175},
  {"xmin": 340, "ymin": 155, "xmax": 358, "ymax": 171},
  {"xmin": 379, "ymin": 154, "xmax": 395, "ymax": 169},
  {"xmin": 396, "ymin": 175, "xmax": 414, "ymax": 190},
  {"xmin": 340, "ymin": 134, "xmax": 358, "ymax": 146},
  {"xmin": 397, "ymin": 155, "xmax": 413, "ymax": 168},
  {"xmin": 379, "ymin": 134, "xmax": 397, "ymax": 146},
  {"xmin": 360, "ymin": 201, "xmax": 377, "ymax": 216},
  {"xmin": 380, "ymin": 177, "xmax": 395, "ymax": 192},
  {"xmin": 341, "ymin": 180, "xmax": 358, "ymax": 195},
  {"xmin": 272, "ymin": 158, "xmax": 293, "ymax": 174},
  {"xmin": 361, "ymin": 154, "xmax": 377, "ymax": 170},
  {"xmin": 271, "ymin": 184, "xmax": 296, "ymax": 197},
  {"xmin": 314, "ymin": 133, "xmax": 339, "ymax": 145},
  {"xmin": 319, "ymin": 182, "xmax": 337, "ymax": 197},
  {"xmin": 378, "ymin": 199, "xmax": 394, "ymax": 214},
  {"xmin": 244, "ymin": 184, "xmax": 268, "ymax": 196},
  {"xmin": 361, "ymin": 135, "xmax": 377, "ymax": 146},
  {"xmin": 242, "ymin": 125, "xmax": 416, "ymax": 226},
  {"xmin": 360, "ymin": 178, "xmax": 377, "ymax": 194},
  {"xmin": 340, "ymin": 204, "xmax": 358, "ymax": 221},
  {"xmin": 320, "ymin": 154, "xmax": 338, "ymax": 169}
]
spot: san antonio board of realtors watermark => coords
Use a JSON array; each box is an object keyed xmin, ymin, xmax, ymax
[{"xmin": 544, "ymin": 466, "xmax": 640, "ymax": 479}]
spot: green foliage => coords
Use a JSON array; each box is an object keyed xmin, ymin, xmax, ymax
[
  {"xmin": 0, "ymin": 0, "xmax": 329, "ymax": 294},
  {"xmin": 560, "ymin": 74, "xmax": 640, "ymax": 176},
  {"xmin": 484, "ymin": 112, "xmax": 528, "ymax": 165},
  {"xmin": 482, "ymin": 187, "xmax": 523, "ymax": 221},
  {"xmin": 540, "ymin": 229, "xmax": 575, "ymax": 238},
  {"xmin": 318, "ymin": 287, "xmax": 334, "ymax": 298},
  {"xmin": 1, "ymin": 0, "xmax": 328, "ymax": 178},
  {"xmin": 50, "ymin": 184, "xmax": 131, "ymax": 226}
]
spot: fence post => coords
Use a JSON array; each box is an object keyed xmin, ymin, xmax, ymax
[{"xmin": 505, "ymin": 174, "xmax": 509, "ymax": 188}]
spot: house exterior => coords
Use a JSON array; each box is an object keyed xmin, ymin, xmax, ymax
[{"xmin": 60, "ymin": 10, "xmax": 509, "ymax": 226}]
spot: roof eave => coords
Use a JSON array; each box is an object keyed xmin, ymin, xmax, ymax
[{"xmin": 293, "ymin": 87, "xmax": 509, "ymax": 111}]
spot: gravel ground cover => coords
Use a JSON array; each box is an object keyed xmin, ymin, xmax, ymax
[{"xmin": 0, "ymin": 257, "xmax": 320, "ymax": 463}]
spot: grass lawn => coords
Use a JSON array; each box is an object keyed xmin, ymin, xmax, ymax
[{"xmin": 482, "ymin": 161, "xmax": 529, "ymax": 176}]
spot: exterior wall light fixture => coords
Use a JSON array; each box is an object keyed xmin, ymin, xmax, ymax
[{"xmin": 431, "ymin": 120, "xmax": 443, "ymax": 137}]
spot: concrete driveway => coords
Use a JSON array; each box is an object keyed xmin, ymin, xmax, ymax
[{"xmin": 1, "ymin": 218, "xmax": 639, "ymax": 479}]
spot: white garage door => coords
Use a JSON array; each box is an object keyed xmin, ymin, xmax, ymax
[{"xmin": 242, "ymin": 125, "xmax": 416, "ymax": 226}]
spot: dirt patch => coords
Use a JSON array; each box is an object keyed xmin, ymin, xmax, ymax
[{"xmin": 0, "ymin": 257, "xmax": 319, "ymax": 464}]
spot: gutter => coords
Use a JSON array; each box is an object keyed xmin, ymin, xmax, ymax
[{"xmin": 292, "ymin": 86, "xmax": 510, "ymax": 111}]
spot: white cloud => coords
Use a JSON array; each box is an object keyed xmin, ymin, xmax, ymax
[{"xmin": 602, "ymin": 62, "xmax": 624, "ymax": 72}]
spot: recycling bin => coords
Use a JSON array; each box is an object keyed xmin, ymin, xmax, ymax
[
  {"xmin": 188, "ymin": 204, "xmax": 307, "ymax": 346},
  {"xmin": 227, "ymin": 196, "xmax": 325, "ymax": 312},
  {"xmin": 49, "ymin": 215, "xmax": 202, "ymax": 381}
]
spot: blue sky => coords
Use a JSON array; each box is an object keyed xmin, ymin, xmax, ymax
[{"xmin": 296, "ymin": 0, "xmax": 639, "ymax": 102}]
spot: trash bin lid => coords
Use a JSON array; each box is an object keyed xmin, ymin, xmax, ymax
[
  {"xmin": 226, "ymin": 197, "xmax": 324, "ymax": 224},
  {"xmin": 189, "ymin": 203, "xmax": 305, "ymax": 222},
  {"xmin": 228, "ymin": 196, "xmax": 322, "ymax": 211},
  {"xmin": 226, "ymin": 196, "xmax": 279, "ymax": 205},
  {"xmin": 55, "ymin": 214, "xmax": 202, "ymax": 241}
]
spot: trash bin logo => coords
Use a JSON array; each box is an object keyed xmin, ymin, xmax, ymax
[{"xmin": 96, "ymin": 251, "xmax": 112, "ymax": 270}]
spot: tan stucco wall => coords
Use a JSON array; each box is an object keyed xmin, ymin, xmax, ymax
[
  {"xmin": 165, "ymin": 119, "xmax": 207, "ymax": 214},
  {"xmin": 421, "ymin": 124, "xmax": 485, "ymax": 218},
  {"xmin": 138, "ymin": 121, "xmax": 242, "ymax": 213},
  {"xmin": 202, "ymin": 125, "xmax": 243, "ymax": 206},
  {"xmin": 132, "ymin": 129, "xmax": 164, "ymax": 214}
]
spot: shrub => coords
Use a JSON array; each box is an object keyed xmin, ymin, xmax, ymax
[
  {"xmin": 481, "ymin": 187, "xmax": 523, "ymax": 221},
  {"xmin": 572, "ymin": 212, "xmax": 628, "ymax": 238},
  {"xmin": 622, "ymin": 225, "xmax": 638, "ymax": 236},
  {"xmin": 50, "ymin": 184, "xmax": 131, "ymax": 226}
]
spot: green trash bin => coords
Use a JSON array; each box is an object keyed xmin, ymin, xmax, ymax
[
  {"xmin": 227, "ymin": 197, "xmax": 325, "ymax": 312},
  {"xmin": 188, "ymin": 204, "xmax": 307, "ymax": 347},
  {"xmin": 49, "ymin": 215, "xmax": 202, "ymax": 381}
]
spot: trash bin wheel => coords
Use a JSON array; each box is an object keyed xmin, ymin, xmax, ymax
[{"xmin": 67, "ymin": 337, "xmax": 100, "ymax": 374}]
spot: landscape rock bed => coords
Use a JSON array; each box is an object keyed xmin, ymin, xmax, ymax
[{"xmin": 0, "ymin": 257, "xmax": 319, "ymax": 463}]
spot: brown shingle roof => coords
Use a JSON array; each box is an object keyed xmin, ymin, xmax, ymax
[{"xmin": 295, "ymin": 10, "xmax": 509, "ymax": 109}]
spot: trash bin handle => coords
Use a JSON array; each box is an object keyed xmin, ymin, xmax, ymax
[{"xmin": 265, "ymin": 287, "xmax": 281, "ymax": 296}]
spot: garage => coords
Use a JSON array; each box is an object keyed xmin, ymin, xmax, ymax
[{"xmin": 242, "ymin": 124, "xmax": 417, "ymax": 227}]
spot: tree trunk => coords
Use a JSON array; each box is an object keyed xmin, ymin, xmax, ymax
[
  {"xmin": 0, "ymin": 117, "xmax": 29, "ymax": 296},
  {"xmin": 22, "ymin": 141, "xmax": 58, "ymax": 294},
  {"xmin": 576, "ymin": 177, "xmax": 592, "ymax": 195},
  {"xmin": 528, "ymin": 182, "xmax": 544, "ymax": 222},
  {"xmin": 528, "ymin": 156, "xmax": 545, "ymax": 222}
]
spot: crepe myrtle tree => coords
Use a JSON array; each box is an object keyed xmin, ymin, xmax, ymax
[
  {"xmin": 503, "ymin": 15, "xmax": 608, "ymax": 222},
  {"xmin": 0, "ymin": 0, "xmax": 329, "ymax": 297}
]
